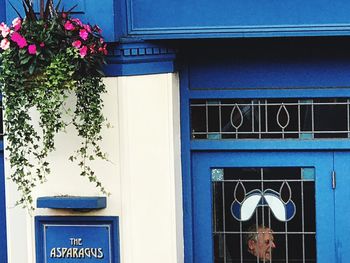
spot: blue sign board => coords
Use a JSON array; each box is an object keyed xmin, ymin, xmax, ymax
[
  {"xmin": 45, "ymin": 225, "xmax": 110, "ymax": 262},
  {"xmin": 36, "ymin": 217, "xmax": 119, "ymax": 263}
]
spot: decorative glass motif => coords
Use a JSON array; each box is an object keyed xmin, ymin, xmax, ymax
[
  {"xmin": 231, "ymin": 182, "xmax": 296, "ymax": 222},
  {"xmin": 212, "ymin": 169, "xmax": 224, "ymax": 181}
]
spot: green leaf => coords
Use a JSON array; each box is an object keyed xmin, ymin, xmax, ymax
[{"xmin": 28, "ymin": 63, "xmax": 36, "ymax": 75}]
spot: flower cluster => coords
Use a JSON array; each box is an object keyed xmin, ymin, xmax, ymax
[
  {"xmin": 0, "ymin": 13, "xmax": 107, "ymax": 76},
  {"xmin": 63, "ymin": 16, "xmax": 107, "ymax": 58},
  {"xmin": 0, "ymin": 18, "xmax": 22, "ymax": 50}
]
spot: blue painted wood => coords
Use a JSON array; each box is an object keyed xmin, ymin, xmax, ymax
[
  {"xmin": 122, "ymin": 0, "xmax": 350, "ymax": 39},
  {"xmin": 36, "ymin": 196, "xmax": 107, "ymax": 210},
  {"xmin": 114, "ymin": 0, "xmax": 128, "ymax": 41},
  {"xmin": 187, "ymin": 88, "xmax": 350, "ymax": 100},
  {"xmin": 333, "ymin": 152, "xmax": 350, "ymax": 263},
  {"xmin": 32, "ymin": 0, "xmax": 85, "ymax": 13},
  {"xmin": 0, "ymin": 2, "xmax": 7, "ymax": 259},
  {"xmin": 0, "ymin": 150, "xmax": 7, "ymax": 263},
  {"xmin": 0, "ymin": 0, "xmax": 6, "ymax": 22},
  {"xmin": 179, "ymin": 45, "xmax": 350, "ymax": 262},
  {"xmin": 35, "ymin": 216, "xmax": 120, "ymax": 263},
  {"xmin": 185, "ymin": 40, "xmax": 350, "ymax": 90},
  {"xmin": 191, "ymin": 140, "xmax": 350, "ymax": 151},
  {"xmin": 179, "ymin": 65, "xmax": 194, "ymax": 263},
  {"xmin": 5, "ymin": 0, "xmax": 116, "ymax": 42},
  {"xmin": 191, "ymin": 151, "xmax": 335, "ymax": 263},
  {"xmin": 105, "ymin": 41, "xmax": 176, "ymax": 76}
]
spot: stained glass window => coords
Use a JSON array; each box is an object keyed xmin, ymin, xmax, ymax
[
  {"xmin": 212, "ymin": 167, "xmax": 316, "ymax": 262},
  {"xmin": 191, "ymin": 98, "xmax": 350, "ymax": 140}
]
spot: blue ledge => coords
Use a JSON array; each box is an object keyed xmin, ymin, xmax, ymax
[{"xmin": 37, "ymin": 196, "xmax": 107, "ymax": 210}]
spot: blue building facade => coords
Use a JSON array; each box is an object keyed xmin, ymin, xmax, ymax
[{"xmin": 2, "ymin": 0, "xmax": 350, "ymax": 262}]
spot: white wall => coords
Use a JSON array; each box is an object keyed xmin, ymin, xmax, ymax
[{"xmin": 5, "ymin": 73, "xmax": 183, "ymax": 263}]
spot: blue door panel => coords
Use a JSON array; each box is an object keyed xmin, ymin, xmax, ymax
[
  {"xmin": 191, "ymin": 151, "xmax": 335, "ymax": 263},
  {"xmin": 333, "ymin": 152, "xmax": 350, "ymax": 263}
]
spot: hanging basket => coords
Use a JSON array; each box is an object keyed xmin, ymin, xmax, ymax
[{"xmin": 0, "ymin": 0, "xmax": 109, "ymax": 210}]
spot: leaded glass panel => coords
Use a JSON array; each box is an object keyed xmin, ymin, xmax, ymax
[
  {"xmin": 212, "ymin": 167, "xmax": 316, "ymax": 263},
  {"xmin": 191, "ymin": 98, "xmax": 350, "ymax": 139}
]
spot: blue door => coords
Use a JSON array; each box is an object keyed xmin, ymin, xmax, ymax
[
  {"xmin": 333, "ymin": 152, "xmax": 350, "ymax": 262},
  {"xmin": 191, "ymin": 151, "xmax": 336, "ymax": 263}
]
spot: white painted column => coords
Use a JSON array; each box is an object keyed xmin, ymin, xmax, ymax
[{"xmin": 117, "ymin": 73, "xmax": 183, "ymax": 263}]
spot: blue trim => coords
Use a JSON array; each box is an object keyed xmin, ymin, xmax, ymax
[
  {"xmin": 0, "ymin": 0, "xmax": 5, "ymax": 22},
  {"xmin": 127, "ymin": 27, "xmax": 350, "ymax": 40},
  {"xmin": 180, "ymin": 65, "xmax": 194, "ymax": 263},
  {"xmin": 0, "ymin": 148, "xmax": 7, "ymax": 263},
  {"xmin": 35, "ymin": 216, "xmax": 120, "ymax": 263},
  {"xmin": 187, "ymin": 88, "xmax": 350, "ymax": 99},
  {"xmin": 105, "ymin": 42, "xmax": 176, "ymax": 76},
  {"xmin": 191, "ymin": 140, "xmax": 350, "ymax": 151},
  {"xmin": 37, "ymin": 196, "xmax": 107, "ymax": 210},
  {"xmin": 114, "ymin": 0, "xmax": 128, "ymax": 40},
  {"xmin": 333, "ymin": 152, "xmax": 350, "ymax": 262}
]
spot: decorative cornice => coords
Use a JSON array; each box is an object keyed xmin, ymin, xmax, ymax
[{"xmin": 104, "ymin": 41, "xmax": 177, "ymax": 76}]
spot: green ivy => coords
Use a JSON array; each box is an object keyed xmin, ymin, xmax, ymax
[
  {"xmin": 0, "ymin": 40, "xmax": 108, "ymax": 211},
  {"xmin": 0, "ymin": 1, "xmax": 109, "ymax": 210}
]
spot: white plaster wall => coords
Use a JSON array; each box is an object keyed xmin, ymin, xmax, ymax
[{"xmin": 5, "ymin": 73, "xmax": 183, "ymax": 263}]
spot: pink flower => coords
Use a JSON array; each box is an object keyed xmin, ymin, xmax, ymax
[
  {"xmin": 11, "ymin": 32, "xmax": 27, "ymax": 48},
  {"xmin": 40, "ymin": 42, "xmax": 45, "ymax": 47},
  {"xmin": 0, "ymin": 22, "xmax": 6, "ymax": 31},
  {"xmin": 0, "ymin": 38, "xmax": 10, "ymax": 50},
  {"xmin": 0, "ymin": 22, "xmax": 10, "ymax": 38},
  {"xmin": 62, "ymin": 12, "xmax": 67, "ymax": 19},
  {"xmin": 71, "ymin": 18, "xmax": 83, "ymax": 26},
  {"xmin": 79, "ymin": 29, "xmax": 88, "ymax": 40},
  {"xmin": 98, "ymin": 44, "xmax": 108, "ymax": 55},
  {"xmin": 28, "ymin": 44, "xmax": 37, "ymax": 55},
  {"xmin": 72, "ymin": 40, "xmax": 82, "ymax": 48},
  {"xmin": 64, "ymin": 21, "xmax": 75, "ymax": 31},
  {"xmin": 79, "ymin": 45, "xmax": 88, "ymax": 58},
  {"xmin": 99, "ymin": 38, "xmax": 104, "ymax": 44},
  {"xmin": 12, "ymin": 17, "xmax": 22, "ymax": 31},
  {"xmin": 89, "ymin": 44, "xmax": 96, "ymax": 53},
  {"xmin": 83, "ymin": 24, "xmax": 92, "ymax": 33}
]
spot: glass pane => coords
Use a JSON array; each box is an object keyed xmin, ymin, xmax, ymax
[{"xmin": 212, "ymin": 167, "xmax": 316, "ymax": 262}]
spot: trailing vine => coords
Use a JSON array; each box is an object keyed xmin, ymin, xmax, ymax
[{"xmin": 0, "ymin": 0, "xmax": 109, "ymax": 209}]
